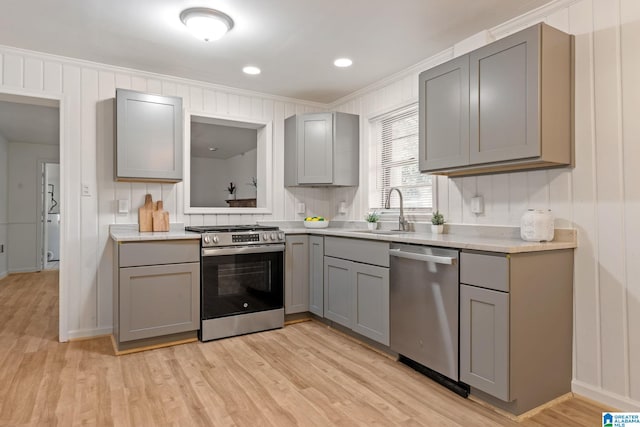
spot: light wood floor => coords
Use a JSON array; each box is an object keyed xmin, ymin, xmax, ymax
[{"xmin": 0, "ymin": 271, "xmax": 610, "ymax": 426}]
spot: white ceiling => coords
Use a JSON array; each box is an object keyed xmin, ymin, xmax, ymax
[
  {"xmin": 191, "ymin": 122, "xmax": 257, "ymax": 159},
  {"xmin": 0, "ymin": 0, "xmax": 551, "ymax": 103},
  {"xmin": 0, "ymin": 100, "xmax": 59, "ymax": 145}
]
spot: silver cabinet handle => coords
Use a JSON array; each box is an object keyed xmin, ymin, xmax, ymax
[
  {"xmin": 389, "ymin": 248, "xmax": 457, "ymax": 265},
  {"xmin": 203, "ymin": 244, "xmax": 285, "ymax": 257}
]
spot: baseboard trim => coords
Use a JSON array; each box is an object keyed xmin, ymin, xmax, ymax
[
  {"xmin": 0, "ymin": 271, "xmax": 7, "ymax": 280},
  {"xmin": 67, "ymin": 327, "xmax": 113, "ymax": 341},
  {"xmin": 572, "ymin": 380, "xmax": 640, "ymax": 411}
]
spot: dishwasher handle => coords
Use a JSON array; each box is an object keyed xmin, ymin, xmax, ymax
[{"xmin": 389, "ymin": 248, "xmax": 457, "ymax": 265}]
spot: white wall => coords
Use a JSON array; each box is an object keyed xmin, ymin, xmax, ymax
[
  {"xmin": 7, "ymin": 142, "xmax": 59, "ymax": 272},
  {"xmin": 0, "ymin": 43, "xmax": 332, "ymax": 339},
  {"xmin": 190, "ymin": 157, "xmax": 228, "ymax": 207},
  {"xmin": 190, "ymin": 148, "xmax": 258, "ymax": 207},
  {"xmin": 0, "ymin": 132, "xmax": 7, "ymax": 278},
  {"xmin": 228, "ymin": 148, "xmax": 258, "ymax": 200},
  {"xmin": 330, "ymin": 0, "xmax": 640, "ymax": 412}
]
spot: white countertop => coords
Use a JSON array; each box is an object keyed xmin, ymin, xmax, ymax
[
  {"xmin": 281, "ymin": 227, "xmax": 575, "ymax": 253},
  {"xmin": 110, "ymin": 224, "xmax": 200, "ymax": 242},
  {"xmin": 109, "ymin": 222, "xmax": 576, "ymax": 253}
]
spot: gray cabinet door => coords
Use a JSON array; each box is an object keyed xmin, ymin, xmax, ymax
[
  {"xmin": 469, "ymin": 25, "xmax": 540, "ymax": 164},
  {"xmin": 419, "ymin": 55, "xmax": 470, "ymax": 171},
  {"xmin": 460, "ymin": 284, "xmax": 510, "ymax": 401},
  {"xmin": 297, "ymin": 113, "xmax": 333, "ymax": 184},
  {"xmin": 119, "ymin": 262, "xmax": 200, "ymax": 342},
  {"xmin": 116, "ymin": 89, "xmax": 183, "ymax": 182},
  {"xmin": 285, "ymin": 235, "xmax": 309, "ymax": 314},
  {"xmin": 309, "ymin": 236, "xmax": 324, "ymax": 317},
  {"xmin": 323, "ymin": 256, "xmax": 352, "ymax": 327},
  {"xmin": 351, "ymin": 263, "xmax": 389, "ymax": 345}
]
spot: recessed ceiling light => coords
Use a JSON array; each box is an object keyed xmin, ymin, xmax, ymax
[
  {"xmin": 180, "ymin": 8, "xmax": 234, "ymax": 42},
  {"xmin": 334, "ymin": 58, "xmax": 353, "ymax": 68},
  {"xmin": 208, "ymin": 147, "xmax": 218, "ymax": 151},
  {"xmin": 243, "ymin": 66, "xmax": 261, "ymax": 75}
]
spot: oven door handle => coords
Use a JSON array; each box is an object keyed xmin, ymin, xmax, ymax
[{"xmin": 202, "ymin": 244, "xmax": 285, "ymax": 257}]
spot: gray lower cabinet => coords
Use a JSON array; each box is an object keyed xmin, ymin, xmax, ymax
[
  {"xmin": 308, "ymin": 236, "xmax": 324, "ymax": 316},
  {"xmin": 323, "ymin": 237, "xmax": 390, "ymax": 345},
  {"xmin": 458, "ymin": 249, "xmax": 574, "ymax": 415},
  {"xmin": 116, "ymin": 89, "xmax": 183, "ymax": 182},
  {"xmin": 323, "ymin": 256, "xmax": 352, "ymax": 327},
  {"xmin": 285, "ymin": 235, "xmax": 310, "ymax": 314},
  {"xmin": 351, "ymin": 263, "xmax": 389, "ymax": 345},
  {"xmin": 284, "ymin": 112, "xmax": 359, "ymax": 186},
  {"xmin": 419, "ymin": 22, "xmax": 572, "ymax": 176},
  {"xmin": 113, "ymin": 239, "xmax": 200, "ymax": 351},
  {"xmin": 460, "ymin": 284, "xmax": 509, "ymax": 401}
]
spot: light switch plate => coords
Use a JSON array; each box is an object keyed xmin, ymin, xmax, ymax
[
  {"xmin": 81, "ymin": 183, "xmax": 91, "ymax": 197},
  {"xmin": 296, "ymin": 203, "xmax": 306, "ymax": 214},
  {"xmin": 117, "ymin": 199, "xmax": 129, "ymax": 215},
  {"xmin": 471, "ymin": 196, "xmax": 484, "ymax": 214}
]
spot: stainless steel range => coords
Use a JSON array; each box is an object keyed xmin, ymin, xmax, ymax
[{"xmin": 185, "ymin": 225, "xmax": 285, "ymax": 341}]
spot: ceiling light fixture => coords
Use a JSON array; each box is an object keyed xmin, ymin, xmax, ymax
[
  {"xmin": 180, "ymin": 8, "xmax": 234, "ymax": 42},
  {"xmin": 243, "ymin": 66, "xmax": 261, "ymax": 75},
  {"xmin": 208, "ymin": 147, "xmax": 218, "ymax": 151},
  {"xmin": 334, "ymin": 58, "xmax": 353, "ymax": 68}
]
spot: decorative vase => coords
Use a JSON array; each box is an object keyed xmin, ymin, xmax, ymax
[
  {"xmin": 367, "ymin": 222, "xmax": 377, "ymax": 231},
  {"xmin": 431, "ymin": 224, "xmax": 444, "ymax": 234},
  {"xmin": 520, "ymin": 209, "xmax": 554, "ymax": 242},
  {"xmin": 226, "ymin": 193, "xmax": 236, "ymax": 200}
]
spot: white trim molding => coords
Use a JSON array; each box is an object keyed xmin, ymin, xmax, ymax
[{"xmin": 573, "ymin": 380, "xmax": 640, "ymax": 412}]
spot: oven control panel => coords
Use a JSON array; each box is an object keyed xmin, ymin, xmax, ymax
[
  {"xmin": 201, "ymin": 230, "xmax": 285, "ymax": 247},
  {"xmin": 232, "ymin": 233, "xmax": 261, "ymax": 243}
]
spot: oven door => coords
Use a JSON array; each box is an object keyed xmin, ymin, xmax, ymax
[{"xmin": 201, "ymin": 245, "xmax": 284, "ymax": 320}]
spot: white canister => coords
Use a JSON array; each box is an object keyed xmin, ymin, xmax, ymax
[{"xmin": 520, "ymin": 209, "xmax": 554, "ymax": 242}]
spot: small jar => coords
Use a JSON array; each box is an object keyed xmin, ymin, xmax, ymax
[{"xmin": 520, "ymin": 209, "xmax": 554, "ymax": 242}]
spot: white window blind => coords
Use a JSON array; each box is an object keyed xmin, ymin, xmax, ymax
[{"xmin": 371, "ymin": 104, "xmax": 432, "ymax": 211}]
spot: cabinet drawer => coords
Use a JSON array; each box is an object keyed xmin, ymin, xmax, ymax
[
  {"xmin": 119, "ymin": 240, "xmax": 200, "ymax": 267},
  {"xmin": 325, "ymin": 237, "xmax": 389, "ymax": 267},
  {"xmin": 460, "ymin": 251, "xmax": 509, "ymax": 292}
]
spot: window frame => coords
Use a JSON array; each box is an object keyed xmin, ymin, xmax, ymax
[{"xmin": 367, "ymin": 101, "xmax": 436, "ymax": 221}]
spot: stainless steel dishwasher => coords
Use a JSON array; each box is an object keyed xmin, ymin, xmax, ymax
[{"xmin": 390, "ymin": 243, "xmax": 467, "ymax": 396}]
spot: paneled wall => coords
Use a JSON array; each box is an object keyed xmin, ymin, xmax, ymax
[
  {"xmin": 331, "ymin": 0, "xmax": 640, "ymax": 411},
  {"xmin": 0, "ymin": 133, "xmax": 7, "ymax": 278},
  {"xmin": 0, "ymin": 45, "xmax": 331, "ymax": 339}
]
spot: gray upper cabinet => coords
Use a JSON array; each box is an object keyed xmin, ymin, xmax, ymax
[
  {"xmin": 419, "ymin": 55, "xmax": 470, "ymax": 171},
  {"xmin": 116, "ymin": 89, "xmax": 183, "ymax": 182},
  {"xmin": 285, "ymin": 112, "xmax": 359, "ymax": 186},
  {"xmin": 419, "ymin": 23, "xmax": 572, "ymax": 176}
]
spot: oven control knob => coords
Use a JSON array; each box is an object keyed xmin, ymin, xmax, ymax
[
  {"xmin": 278, "ymin": 232, "xmax": 285, "ymax": 240},
  {"xmin": 212, "ymin": 236, "xmax": 219, "ymax": 244},
  {"xmin": 203, "ymin": 236, "xmax": 211, "ymax": 244},
  {"xmin": 263, "ymin": 233, "xmax": 269, "ymax": 240},
  {"xmin": 271, "ymin": 232, "xmax": 277, "ymax": 240}
]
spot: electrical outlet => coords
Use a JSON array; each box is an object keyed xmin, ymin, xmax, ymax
[{"xmin": 82, "ymin": 183, "xmax": 91, "ymax": 197}]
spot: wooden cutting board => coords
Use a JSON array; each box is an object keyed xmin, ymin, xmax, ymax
[
  {"xmin": 152, "ymin": 200, "xmax": 170, "ymax": 232},
  {"xmin": 138, "ymin": 194, "xmax": 154, "ymax": 232}
]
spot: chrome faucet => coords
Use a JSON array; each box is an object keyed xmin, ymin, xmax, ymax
[{"xmin": 384, "ymin": 187, "xmax": 408, "ymax": 231}]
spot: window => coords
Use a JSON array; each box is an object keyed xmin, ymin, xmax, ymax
[{"xmin": 370, "ymin": 104, "xmax": 433, "ymax": 213}]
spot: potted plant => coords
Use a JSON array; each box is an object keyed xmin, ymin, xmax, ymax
[
  {"xmin": 431, "ymin": 210, "xmax": 445, "ymax": 234},
  {"xmin": 226, "ymin": 182, "xmax": 236, "ymax": 200},
  {"xmin": 365, "ymin": 211, "xmax": 380, "ymax": 231}
]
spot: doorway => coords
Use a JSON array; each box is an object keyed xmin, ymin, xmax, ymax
[{"xmin": 0, "ymin": 91, "xmax": 63, "ymax": 337}]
